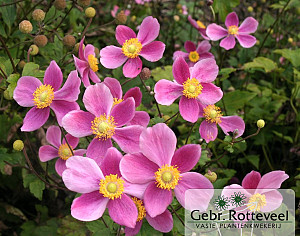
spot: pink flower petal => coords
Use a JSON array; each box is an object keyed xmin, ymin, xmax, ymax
[
  {"xmin": 78, "ymin": 37, "xmax": 85, "ymax": 60},
  {"xmin": 171, "ymin": 144, "xmax": 201, "ymax": 173},
  {"xmin": 88, "ymin": 70, "xmax": 100, "ymax": 84},
  {"xmin": 55, "ymin": 158, "xmax": 66, "ymax": 176},
  {"xmin": 83, "ymin": 83, "xmax": 113, "ymax": 117},
  {"xmin": 236, "ymin": 34, "xmax": 256, "ymax": 48},
  {"xmin": 74, "ymin": 149, "xmax": 86, "ymax": 156},
  {"xmin": 62, "ymin": 110, "xmax": 94, "ymax": 137},
  {"xmin": 260, "ymin": 190, "xmax": 283, "ymax": 212},
  {"xmin": 50, "ymin": 100, "xmax": 79, "ymax": 126},
  {"xmin": 137, "ymin": 16, "xmax": 160, "ymax": 46},
  {"xmin": 21, "ymin": 107, "xmax": 50, "ymax": 132},
  {"xmin": 39, "ymin": 145, "xmax": 58, "ymax": 162},
  {"xmin": 86, "ymin": 138, "xmax": 113, "ymax": 165},
  {"xmin": 124, "ymin": 181, "xmax": 150, "ymax": 199},
  {"xmin": 120, "ymin": 152, "xmax": 158, "ymax": 184},
  {"xmin": 140, "ymin": 41, "xmax": 165, "ymax": 62},
  {"xmin": 197, "ymin": 40, "xmax": 211, "ymax": 53},
  {"xmin": 220, "ymin": 35, "xmax": 236, "ymax": 50},
  {"xmin": 179, "ymin": 96, "xmax": 199, "ymax": 123},
  {"xmin": 184, "ymin": 41, "xmax": 196, "ymax": 52},
  {"xmin": 146, "ymin": 210, "xmax": 173, "ymax": 233},
  {"xmin": 73, "ymin": 55, "xmax": 89, "ymax": 77},
  {"xmin": 100, "ymin": 46, "xmax": 127, "ymax": 69},
  {"xmin": 206, "ymin": 23, "xmax": 228, "ymax": 41},
  {"xmin": 198, "ymin": 83, "xmax": 223, "ymax": 105},
  {"xmin": 71, "ymin": 191, "xmax": 109, "ymax": 221},
  {"xmin": 123, "ymin": 57, "xmax": 142, "ymax": 78},
  {"xmin": 124, "ymin": 221, "xmax": 142, "ymax": 236},
  {"xmin": 172, "ymin": 57, "xmax": 190, "ymax": 85},
  {"xmin": 13, "ymin": 76, "xmax": 42, "ymax": 107},
  {"xmin": 173, "ymin": 51, "xmax": 189, "ymax": 61},
  {"xmin": 113, "ymin": 125, "xmax": 145, "ymax": 153},
  {"xmin": 238, "ymin": 17, "xmax": 258, "ymax": 34},
  {"xmin": 116, "ymin": 25, "xmax": 137, "ymax": 45},
  {"xmin": 222, "ymin": 184, "xmax": 251, "ymax": 203},
  {"xmin": 83, "ymin": 44, "xmax": 96, "ymax": 61},
  {"xmin": 188, "ymin": 15, "xmax": 200, "ymax": 30},
  {"xmin": 43, "ymin": 61, "xmax": 63, "ymax": 91},
  {"xmin": 64, "ymin": 134, "xmax": 79, "ymax": 148},
  {"xmin": 174, "ymin": 172, "xmax": 213, "ymax": 210},
  {"xmin": 139, "ymin": 123, "xmax": 176, "ymax": 166},
  {"xmin": 54, "ymin": 70, "xmax": 81, "ymax": 102},
  {"xmin": 154, "ymin": 79, "xmax": 183, "ymax": 106},
  {"xmin": 100, "ymin": 147, "xmax": 123, "ymax": 176},
  {"xmin": 143, "ymin": 182, "xmax": 173, "ymax": 218},
  {"xmin": 103, "ymin": 77, "xmax": 122, "ymax": 99},
  {"xmin": 127, "ymin": 111, "xmax": 150, "ymax": 127},
  {"xmin": 225, "ymin": 12, "xmax": 239, "ymax": 28},
  {"xmin": 123, "ymin": 87, "xmax": 142, "ymax": 107},
  {"xmin": 198, "ymin": 52, "xmax": 214, "ymax": 60},
  {"xmin": 46, "ymin": 125, "xmax": 61, "ymax": 148},
  {"xmin": 242, "ymin": 171, "xmax": 261, "ymax": 189},
  {"xmin": 190, "ymin": 58, "xmax": 218, "ymax": 83},
  {"xmin": 199, "ymin": 120, "xmax": 218, "ymax": 143},
  {"xmin": 111, "ymin": 97, "xmax": 135, "ymax": 127},
  {"xmin": 108, "ymin": 195, "xmax": 138, "ymax": 228},
  {"xmin": 63, "ymin": 156, "xmax": 104, "ymax": 193},
  {"xmin": 256, "ymin": 171, "xmax": 289, "ymax": 193},
  {"xmin": 219, "ymin": 116, "xmax": 245, "ymax": 138},
  {"xmin": 81, "ymin": 68, "xmax": 91, "ymax": 88}
]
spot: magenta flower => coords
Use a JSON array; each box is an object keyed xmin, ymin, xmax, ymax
[
  {"xmin": 206, "ymin": 12, "xmax": 258, "ymax": 50},
  {"xmin": 103, "ymin": 77, "xmax": 150, "ymax": 127},
  {"xmin": 73, "ymin": 37, "xmax": 100, "ymax": 87},
  {"xmin": 120, "ymin": 123, "xmax": 214, "ymax": 218},
  {"xmin": 198, "ymin": 104, "xmax": 245, "ymax": 143},
  {"xmin": 154, "ymin": 57, "xmax": 222, "ymax": 123},
  {"xmin": 173, "ymin": 40, "xmax": 214, "ymax": 67},
  {"xmin": 62, "ymin": 147, "xmax": 149, "ymax": 227},
  {"xmin": 124, "ymin": 198, "xmax": 173, "ymax": 235},
  {"xmin": 181, "ymin": 5, "xmax": 188, "ymax": 15},
  {"xmin": 135, "ymin": 0, "xmax": 151, "ymax": 5},
  {"xmin": 222, "ymin": 170, "xmax": 289, "ymax": 215},
  {"xmin": 188, "ymin": 15, "xmax": 209, "ymax": 40},
  {"xmin": 111, "ymin": 5, "xmax": 130, "ymax": 18},
  {"xmin": 13, "ymin": 61, "xmax": 80, "ymax": 132},
  {"xmin": 62, "ymin": 83, "xmax": 144, "ymax": 164},
  {"xmin": 100, "ymin": 16, "xmax": 165, "ymax": 78},
  {"xmin": 38, "ymin": 125, "xmax": 86, "ymax": 176}
]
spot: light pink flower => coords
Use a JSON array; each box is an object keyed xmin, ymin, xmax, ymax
[
  {"xmin": 188, "ymin": 15, "xmax": 209, "ymax": 40},
  {"xmin": 154, "ymin": 57, "xmax": 222, "ymax": 123},
  {"xmin": 135, "ymin": 0, "xmax": 151, "ymax": 5},
  {"xmin": 62, "ymin": 83, "xmax": 144, "ymax": 164},
  {"xmin": 173, "ymin": 40, "xmax": 214, "ymax": 67},
  {"xmin": 120, "ymin": 123, "xmax": 214, "ymax": 218},
  {"xmin": 198, "ymin": 104, "xmax": 245, "ymax": 143},
  {"xmin": 73, "ymin": 37, "xmax": 100, "ymax": 87},
  {"xmin": 38, "ymin": 125, "xmax": 86, "ymax": 176},
  {"xmin": 13, "ymin": 61, "xmax": 80, "ymax": 132},
  {"xmin": 182, "ymin": 5, "xmax": 188, "ymax": 15},
  {"xmin": 111, "ymin": 5, "xmax": 130, "ymax": 18},
  {"xmin": 103, "ymin": 77, "xmax": 150, "ymax": 127},
  {"xmin": 206, "ymin": 12, "xmax": 258, "ymax": 50},
  {"xmin": 62, "ymin": 148, "xmax": 149, "ymax": 227},
  {"xmin": 100, "ymin": 16, "xmax": 165, "ymax": 78}
]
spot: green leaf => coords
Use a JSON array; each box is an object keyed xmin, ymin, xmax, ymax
[
  {"xmin": 272, "ymin": 131, "xmax": 293, "ymax": 143},
  {"xmin": 23, "ymin": 173, "xmax": 45, "ymax": 200},
  {"xmin": 219, "ymin": 67, "xmax": 236, "ymax": 81},
  {"xmin": 213, "ymin": 0, "xmax": 240, "ymax": 22},
  {"xmin": 7, "ymin": 73, "xmax": 20, "ymax": 97},
  {"xmin": 0, "ymin": 0, "xmax": 16, "ymax": 29},
  {"xmin": 245, "ymin": 155, "xmax": 260, "ymax": 169},
  {"xmin": 244, "ymin": 57, "xmax": 277, "ymax": 73},
  {"xmin": 22, "ymin": 62, "xmax": 45, "ymax": 78},
  {"xmin": 274, "ymin": 49, "xmax": 300, "ymax": 67},
  {"xmin": 151, "ymin": 65, "xmax": 173, "ymax": 82}
]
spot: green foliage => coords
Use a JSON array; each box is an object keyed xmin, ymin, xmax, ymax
[
  {"xmin": 212, "ymin": 0, "xmax": 240, "ymax": 22},
  {"xmin": 22, "ymin": 171, "xmax": 45, "ymax": 201},
  {"xmin": 274, "ymin": 49, "xmax": 300, "ymax": 67},
  {"xmin": 151, "ymin": 65, "xmax": 173, "ymax": 82},
  {"xmin": 244, "ymin": 57, "xmax": 277, "ymax": 73}
]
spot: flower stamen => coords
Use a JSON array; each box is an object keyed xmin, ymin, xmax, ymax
[
  {"xmin": 228, "ymin": 25, "xmax": 239, "ymax": 35},
  {"xmin": 99, "ymin": 174, "xmax": 125, "ymax": 200},
  {"xmin": 189, "ymin": 51, "xmax": 200, "ymax": 63},
  {"xmin": 113, "ymin": 98, "xmax": 123, "ymax": 107},
  {"xmin": 182, "ymin": 78, "xmax": 203, "ymax": 99},
  {"xmin": 122, "ymin": 38, "xmax": 142, "ymax": 59},
  {"xmin": 155, "ymin": 164, "xmax": 181, "ymax": 190},
  {"xmin": 33, "ymin": 84, "xmax": 54, "ymax": 109},
  {"xmin": 91, "ymin": 114, "xmax": 116, "ymax": 140},
  {"xmin": 132, "ymin": 197, "xmax": 146, "ymax": 222},
  {"xmin": 58, "ymin": 143, "xmax": 73, "ymax": 160},
  {"xmin": 247, "ymin": 193, "xmax": 267, "ymax": 212},
  {"xmin": 203, "ymin": 105, "xmax": 223, "ymax": 124},
  {"xmin": 196, "ymin": 20, "xmax": 206, "ymax": 29},
  {"xmin": 88, "ymin": 54, "xmax": 99, "ymax": 72}
]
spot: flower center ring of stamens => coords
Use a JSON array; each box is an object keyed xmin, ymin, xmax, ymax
[
  {"xmin": 228, "ymin": 25, "xmax": 239, "ymax": 35},
  {"xmin": 203, "ymin": 105, "xmax": 223, "ymax": 124},
  {"xmin": 122, "ymin": 38, "xmax": 143, "ymax": 59},
  {"xmin": 182, "ymin": 78, "xmax": 203, "ymax": 99},
  {"xmin": 155, "ymin": 164, "xmax": 181, "ymax": 190},
  {"xmin": 99, "ymin": 174, "xmax": 125, "ymax": 200},
  {"xmin": 247, "ymin": 193, "xmax": 267, "ymax": 212},
  {"xmin": 91, "ymin": 114, "xmax": 116, "ymax": 140},
  {"xmin": 112, "ymin": 98, "xmax": 123, "ymax": 107},
  {"xmin": 189, "ymin": 51, "xmax": 200, "ymax": 63},
  {"xmin": 58, "ymin": 143, "xmax": 73, "ymax": 160},
  {"xmin": 196, "ymin": 20, "xmax": 206, "ymax": 29},
  {"xmin": 33, "ymin": 84, "xmax": 54, "ymax": 109},
  {"xmin": 88, "ymin": 54, "xmax": 99, "ymax": 72},
  {"xmin": 132, "ymin": 197, "xmax": 146, "ymax": 222}
]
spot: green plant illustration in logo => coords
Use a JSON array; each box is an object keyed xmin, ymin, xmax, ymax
[
  {"xmin": 214, "ymin": 195, "xmax": 230, "ymax": 211},
  {"xmin": 230, "ymin": 191, "xmax": 247, "ymax": 207}
]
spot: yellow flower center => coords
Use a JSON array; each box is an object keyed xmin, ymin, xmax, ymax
[
  {"xmin": 91, "ymin": 114, "xmax": 116, "ymax": 140},
  {"xmin": 99, "ymin": 174, "xmax": 125, "ymax": 200},
  {"xmin": 113, "ymin": 98, "xmax": 123, "ymax": 107},
  {"xmin": 132, "ymin": 197, "xmax": 146, "ymax": 222},
  {"xmin": 189, "ymin": 51, "xmax": 200, "ymax": 63},
  {"xmin": 33, "ymin": 84, "xmax": 54, "ymax": 109},
  {"xmin": 122, "ymin": 38, "xmax": 142, "ymax": 59},
  {"xmin": 228, "ymin": 25, "xmax": 239, "ymax": 35},
  {"xmin": 196, "ymin": 20, "xmax": 206, "ymax": 29},
  {"xmin": 182, "ymin": 78, "xmax": 203, "ymax": 99},
  {"xmin": 155, "ymin": 164, "xmax": 181, "ymax": 190},
  {"xmin": 203, "ymin": 105, "xmax": 223, "ymax": 124},
  {"xmin": 247, "ymin": 193, "xmax": 267, "ymax": 212},
  {"xmin": 88, "ymin": 54, "xmax": 99, "ymax": 72},
  {"xmin": 58, "ymin": 143, "xmax": 73, "ymax": 160}
]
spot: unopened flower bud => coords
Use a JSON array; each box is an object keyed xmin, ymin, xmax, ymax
[
  {"xmin": 78, "ymin": 0, "xmax": 90, "ymax": 7},
  {"xmin": 146, "ymin": 86, "xmax": 151, "ymax": 91},
  {"xmin": 34, "ymin": 35, "xmax": 48, "ymax": 47},
  {"xmin": 173, "ymin": 15, "xmax": 180, "ymax": 22},
  {"xmin": 13, "ymin": 140, "xmax": 24, "ymax": 151},
  {"xmin": 116, "ymin": 11, "xmax": 127, "ymax": 25},
  {"xmin": 288, "ymin": 38, "xmax": 293, "ymax": 43},
  {"xmin": 140, "ymin": 67, "xmax": 151, "ymax": 80},
  {"xmin": 85, "ymin": 7, "xmax": 96, "ymax": 18},
  {"xmin": 63, "ymin": 35, "xmax": 76, "ymax": 47},
  {"xmin": 74, "ymin": 42, "xmax": 85, "ymax": 53},
  {"xmin": 32, "ymin": 9, "xmax": 45, "ymax": 22},
  {"xmin": 150, "ymin": 91, "xmax": 154, "ymax": 95},
  {"xmin": 176, "ymin": 4, "xmax": 182, "ymax": 9},
  {"xmin": 130, "ymin": 15, "xmax": 136, "ymax": 22},
  {"xmin": 54, "ymin": 0, "xmax": 66, "ymax": 11},
  {"xmin": 29, "ymin": 45, "xmax": 39, "ymax": 55},
  {"xmin": 206, "ymin": 0, "xmax": 214, "ymax": 6},
  {"xmin": 257, "ymin": 119, "xmax": 265, "ymax": 128},
  {"xmin": 18, "ymin": 60, "xmax": 26, "ymax": 69},
  {"xmin": 247, "ymin": 6, "xmax": 253, "ymax": 12},
  {"xmin": 19, "ymin": 20, "xmax": 33, "ymax": 34},
  {"xmin": 204, "ymin": 171, "xmax": 217, "ymax": 183}
]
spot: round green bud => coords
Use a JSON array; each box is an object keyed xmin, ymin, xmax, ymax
[
  {"xmin": 173, "ymin": 15, "xmax": 180, "ymax": 22},
  {"xmin": 85, "ymin": 7, "xmax": 96, "ymax": 18},
  {"xmin": 18, "ymin": 60, "xmax": 26, "ymax": 69},
  {"xmin": 32, "ymin": 9, "xmax": 45, "ymax": 22},
  {"xmin": 13, "ymin": 140, "xmax": 24, "ymax": 151},
  {"xmin": 130, "ymin": 15, "xmax": 136, "ymax": 22},
  {"xmin": 247, "ymin": 6, "xmax": 253, "ymax": 12},
  {"xmin": 204, "ymin": 171, "xmax": 217, "ymax": 183},
  {"xmin": 63, "ymin": 35, "xmax": 76, "ymax": 47},
  {"xmin": 78, "ymin": 0, "xmax": 91, "ymax": 7},
  {"xmin": 34, "ymin": 35, "xmax": 48, "ymax": 47},
  {"xmin": 29, "ymin": 45, "xmax": 39, "ymax": 55},
  {"xmin": 288, "ymin": 38, "xmax": 293, "ymax": 43},
  {"xmin": 257, "ymin": 119, "xmax": 265, "ymax": 128},
  {"xmin": 19, "ymin": 20, "xmax": 33, "ymax": 34}
]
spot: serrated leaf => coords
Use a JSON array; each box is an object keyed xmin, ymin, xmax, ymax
[
  {"xmin": 219, "ymin": 67, "xmax": 236, "ymax": 81},
  {"xmin": 0, "ymin": 0, "xmax": 16, "ymax": 28},
  {"xmin": 244, "ymin": 57, "xmax": 277, "ymax": 73},
  {"xmin": 29, "ymin": 179, "xmax": 45, "ymax": 200},
  {"xmin": 7, "ymin": 73, "xmax": 20, "ymax": 97},
  {"xmin": 274, "ymin": 49, "xmax": 300, "ymax": 67},
  {"xmin": 22, "ymin": 62, "xmax": 44, "ymax": 78},
  {"xmin": 151, "ymin": 65, "xmax": 173, "ymax": 82}
]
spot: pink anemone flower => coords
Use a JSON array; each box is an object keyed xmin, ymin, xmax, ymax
[
  {"xmin": 222, "ymin": 170, "xmax": 289, "ymax": 217},
  {"xmin": 13, "ymin": 61, "xmax": 80, "ymax": 132},
  {"xmin": 73, "ymin": 37, "xmax": 100, "ymax": 87},
  {"xmin": 62, "ymin": 147, "xmax": 149, "ymax": 228},
  {"xmin": 173, "ymin": 40, "xmax": 214, "ymax": 67},
  {"xmin": 103, "ymin": 77, "xmax": 150, "ymax": 127},
  {"xmin": 154, "ymin": 57, "xmax": 222, "ymax": 123},
  {"xmin": 111, "ymin": 5, "xmax": 130, "ymax": 18},
  {"xmin": 206, "ymin": 12, "xmax": 258, "ymax": 50},
  {"xmin": 198, "ymin": 104, "xmax": 245, "ymax": 143},
  {"xmin": 120, "ymin": 123, "xmax": 214, "ymax": 218},
  {"xmin": 100, "ymin": 16, "xmax": 165, "ymax": 78},
  {"xmin": 38, "ymin": 125, "xmax": 86, "ymax": 176},
  {"xmin": 62, "ymin": 83, "xmax": 144, "ymax": 164},
  {"xmin": 124, "ymin": 198, "xmax": 173, "ymax": 236},
  {"xmin": 135, "ymin": 0, "xmax": 151, "ymax": 5},
  {"xmin": 188, "ymin": 15, "xmax": 209, "ymax": 40}
]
